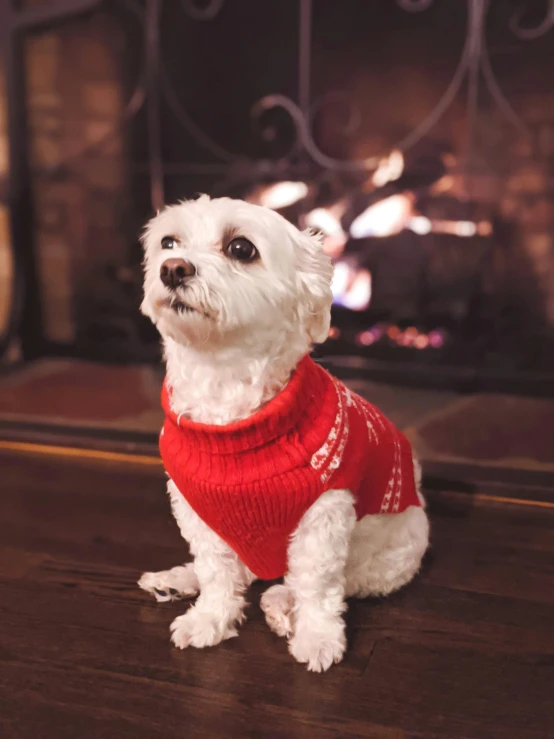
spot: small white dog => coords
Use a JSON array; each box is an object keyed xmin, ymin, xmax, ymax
[{"xmin": 138, "ymin": 195, "xmax": 429, "ymax": 672}]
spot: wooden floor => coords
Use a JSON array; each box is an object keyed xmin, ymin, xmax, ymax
[{"xmin": 1, "ymin": 447, "xmax": 553, "ymax": 739}]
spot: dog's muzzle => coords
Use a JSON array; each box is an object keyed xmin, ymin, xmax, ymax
[{"xmin": 160, "ymin": 258, "xmax": 196, "ymax": 290}]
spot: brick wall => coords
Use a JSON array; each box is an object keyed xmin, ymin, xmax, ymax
[
  {"xmin": 0, "ymin": 64, "xmax": 12, "ymax": 340},
  {"xmin": 24, "ymin": 10, "xmax": 129, "ymax": 345},
  {"xmin": 498, "ymin": 94, "xmax": 554, "ymax": 324}
]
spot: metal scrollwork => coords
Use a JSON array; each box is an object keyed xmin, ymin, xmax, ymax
[
  {"xmin": 396, "ymin": 0, "xmax": 435, "ymax": 12},
  {"xmin": 181, "ymin": 0, "xmax": 225, "ymax": 21},
  {"xmin": 246, "ymin": 0, "xmax": 551, "ymax": 180},
  {"xmin": 310, "ymin": 92, "xmax": 363, "ymax": 142},
  {"xmin": 250, "ymin": 96, "xmax": 303, "ymax": 163},
  {"xmin": 510, "ymin": 0, "xmax": 554, "ymax": 40},
  {"xmin": 160, "ymin": 64, "xmax": 239, "ymax": 164},
  {"xmin": 251, "ymin": 94, "xmax": 378, "ymax": 171},
  {"xmin": 4, "ymin": 0, "xmax": 553, "ymax": 208}
]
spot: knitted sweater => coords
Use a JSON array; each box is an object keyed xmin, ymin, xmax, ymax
[{"xmin": 160, "ymin": 355, "xmax": 421, "ymax": 580}]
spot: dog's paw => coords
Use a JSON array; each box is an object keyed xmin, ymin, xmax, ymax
[
  {"xmin": 288, "ymin": 619, "xmax": 346, "ymax": 672},
  {"xmin": 138, "ymin": 564, "xmax": 199, "ymax": 603},
  {"xmin": 260, "ymin": 584, "xmax": 294, "ymax": 638},
  {"xmin": 170, "ymin": 608, "xmax": 239, "ymax": 649}
]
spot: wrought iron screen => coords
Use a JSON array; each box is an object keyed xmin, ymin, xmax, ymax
[{"xmin": 1, "ymin": 0, "xmax": 553, "ymax": 389}]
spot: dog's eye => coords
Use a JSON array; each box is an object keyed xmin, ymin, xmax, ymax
[
  {"xmin": 161, "ymin": 236, "xmax": 177, "ymax": 250},
  {"xmin": 225, "ymin": 237, "xmax": 259, "ymax": 262}
]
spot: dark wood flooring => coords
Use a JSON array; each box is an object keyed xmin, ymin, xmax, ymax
[{"xmin": 1, "ymin": 448, "xmax": 553, "ymax": 739}]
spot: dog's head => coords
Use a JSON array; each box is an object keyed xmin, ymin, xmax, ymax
[{"xmin": 141, "ymin": 195, "xmax": 333, "ymax": 350}]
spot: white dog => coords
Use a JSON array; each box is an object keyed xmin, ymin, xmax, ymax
[{"xmin": 138, "ymin": 195, "xmax": 429, "ymax": 672}]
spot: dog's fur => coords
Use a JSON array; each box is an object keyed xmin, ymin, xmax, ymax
[{"xmin": 138, "ymin": 195, "xmax": 429, "ymax": 672}]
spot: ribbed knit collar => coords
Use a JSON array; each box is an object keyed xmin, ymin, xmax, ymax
[{"xmin": 161, "ymin": 354, "xmax": 329, "ymax": 454}]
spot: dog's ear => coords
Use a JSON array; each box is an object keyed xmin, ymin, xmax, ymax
[{"xmin": 289, "ymin": 225, "xmax": 334, "ymax": 344}]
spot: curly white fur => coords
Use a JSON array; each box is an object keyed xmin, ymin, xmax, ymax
[
  {"xmin": 141, "ymin": 195, "xmax": 332, "ymax": 425},
  {"xmin": 138, "ymin": 195, "xmax": 429, "ymax": 671}
]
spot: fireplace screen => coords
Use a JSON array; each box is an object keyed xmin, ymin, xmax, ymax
[{"xmin": 2, "ymin": 0, "xmax": 553, "ymax": 388}]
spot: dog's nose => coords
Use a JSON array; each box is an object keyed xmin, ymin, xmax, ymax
[{"xmin": 160, "ymin": 258, "xmax": 196, "ymax": 289}]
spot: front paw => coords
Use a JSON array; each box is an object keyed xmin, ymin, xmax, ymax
[
  {"xmin": 138, "ymin": 565, "xmax": 199, "ymax": 603},
  {"xmin": 170, "ymin": 608, "xmax": 240, "ymax": 649},
  {"xmin": 261, "ymin": 584, "xmax": 294, "ymax": 638},
  {"xmin": 288, "ymin": 619, "xmax": 346, "ymax": 672}
]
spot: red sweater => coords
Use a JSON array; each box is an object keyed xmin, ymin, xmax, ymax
[{"xmin": 160, "ymin": 356, "xmax": 420, "ymax": 580}]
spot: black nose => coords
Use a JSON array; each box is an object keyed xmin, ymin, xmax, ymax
[{"xmin": 160, "ymin": 258, "xmax": 196, "ymax": 289}]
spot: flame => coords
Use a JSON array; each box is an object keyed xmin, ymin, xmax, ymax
[
  {"xmin": 304, "ymin": 204, "xmax": 348, "ymax": 258},
  {"xmin": 331, "ymin": 261, "xmax": 351, "ymax": 299},
  {"xmin": 372, "ymin": 150, "xmax": 404, "ymax": 188},
  {"xmin": 331, "ymin": 262, "xmax": 372, "ymax": 311},
  {"xmin": 254, "ymin": 181, "xmax": 309, "ymax": 209},
  {"xmin": 409, "ymin": 216, "xmax": 432, "ymax": 235},
  {"xmin": 408, "ymin": 217, "xmax": 492, "ymax": 238},
  {"xmin": 430, "ymin": 175, "xmax": 454, "ymax": 194},
  {"xmin": 305, "ymin": 207, "xmax": 343, "ymax": 236},
  {"xmin": 350, "ymin": 194, "xmax": 413, "ymax": 239},
  {"xmin": 477, "ymin": 221, "xmax": 493, "ymax": 236},
  {"xmin": 455, "ymin": 221, "xmax": 477, "ymax": 237}
]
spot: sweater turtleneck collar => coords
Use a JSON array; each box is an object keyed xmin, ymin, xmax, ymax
[{"xmin": 161, "ymin": 354, "xmax": 334, "ymax": 455}]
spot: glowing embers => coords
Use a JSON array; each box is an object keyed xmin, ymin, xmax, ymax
[
  {"xmin": 355, "ymin": 324, "xmax": 447, "ymax": 350},
  {"xmin": 356, "ymin": 325, "xmax": 385, "ymax": 346}
]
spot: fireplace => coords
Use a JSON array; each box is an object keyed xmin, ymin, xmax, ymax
[{"xmin": 1, "ymin": 0, "xmax": 553, "ymax": 391}]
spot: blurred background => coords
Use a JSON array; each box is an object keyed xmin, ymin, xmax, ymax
[{"xmin": 0, "ymin": 0, "xmax": 553, "ymax": 491}]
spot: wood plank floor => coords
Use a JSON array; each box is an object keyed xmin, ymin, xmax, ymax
[{"xmin": 1, "ymin": 447, "xmax": 553, "ymax": 739}]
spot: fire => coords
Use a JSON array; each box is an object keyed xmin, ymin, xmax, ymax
[
  {"xmin": 250, "ymin": 181, "xmax": 309, "ymax": 209},
  {"xmin": 430, "ymin": 175, "xmax": 454, "ymax": 194},
  {"xmin": 305, "ymin": 207, "xmax": 343, "ymax": 237},
  {"xmin": 409, "ymin": 219, "xmax": 493, "ymax": 237},
  {"xmin": 331, "ymin": 262, "xmax": 372, "ymax": 311},
  {"xmin": 350, "ymin": 194, "xmax": 413, "ymax": 239},
  {"xmin": 372, "ymin": 150, "xmax": 404, "ymax": 188},
  {"xmin": 409, "ymin": 216, "xmax": 432, "ymax": 235},
  {"xmin": 304, "ymin": 203, "xmax": 348, "ymax": 258},
  {"xmin": 350, "ymin": 196, "xmax": 492, "ymax": 240}
]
